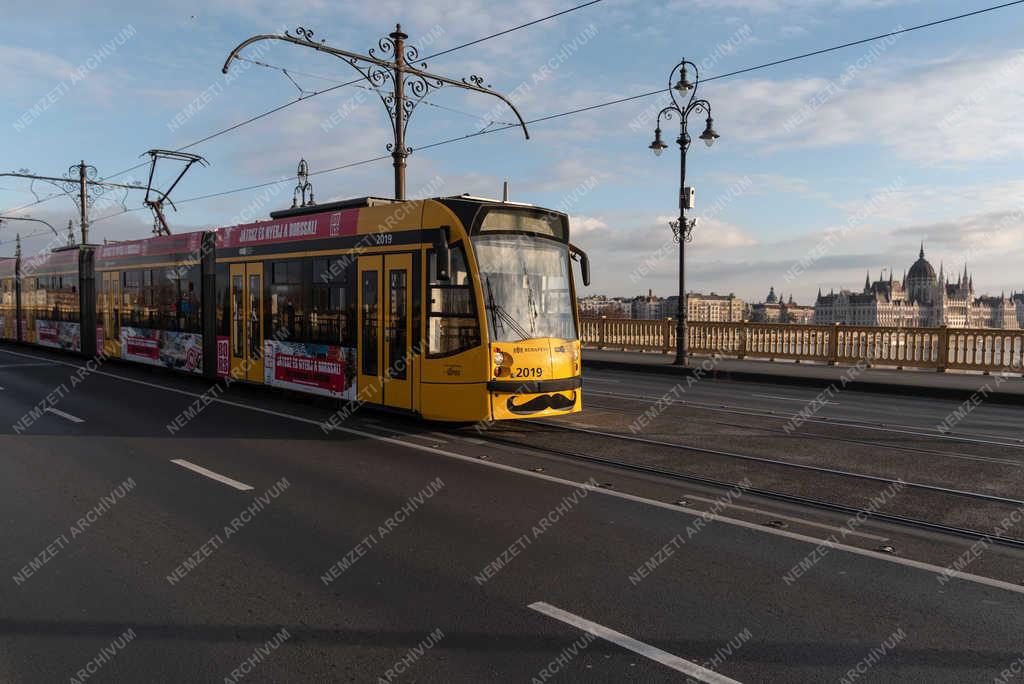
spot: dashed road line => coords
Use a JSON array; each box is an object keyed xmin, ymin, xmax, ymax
[
  {"xmin": 46, "ymin": 407, "xmax": 84, "ymax": 424},
  {"xmin": 529, "ymin": 601, "xmax": 743, "ymax": 683},
  {"xmin": 170, "ymin": 459, "xmax": 254, "ymax": 491}
]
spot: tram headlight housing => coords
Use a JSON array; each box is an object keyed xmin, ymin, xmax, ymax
[{"xmin": 493, "ymin": 350, "xmax": 513, "ymax": 377}]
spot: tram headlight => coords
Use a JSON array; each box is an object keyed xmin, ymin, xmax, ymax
[{"xmin": 493, "ymin": 350, "xmax": 513, "ymax": 377}]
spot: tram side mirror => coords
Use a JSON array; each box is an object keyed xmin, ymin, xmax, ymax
[
  {"xmin": 435, "ymin": 226, "xmax": 452, "ymax": 282},
  {"xmin": 570, "ymin": 243, "xmax": 590, "ymax": 287}
]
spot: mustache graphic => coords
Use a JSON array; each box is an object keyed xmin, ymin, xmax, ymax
[{"xmin": 506, "ymin": 392, "xmax": 577, "ymax": 415}]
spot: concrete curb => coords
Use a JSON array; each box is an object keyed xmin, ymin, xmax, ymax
[{"xmin": 582, "ymin": 357, "xmax": 1024, "ymax": 407}]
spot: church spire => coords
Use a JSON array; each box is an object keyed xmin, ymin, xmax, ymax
[
  {"xmin": 919, "ymin": 241, "xmax": 925, "ymax": 259},
  {"xmin": 864, "ymin": 271, "xmax": 871, "ymax": 292}
]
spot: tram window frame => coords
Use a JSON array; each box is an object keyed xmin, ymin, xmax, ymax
[
  {"xmin": 269, "ymin": 258, "xmax": 307, "ymax": 342},
  {"xmin": 310, "ymin": 257, "xmax": 356, "ymax": 347},
  {"xmin": 32, "ymin": 271, "xmax": 80, "ymax": 323},
  {"xmin": 426, "ymin": 241, "xmax": 480, "ymax": 358}
]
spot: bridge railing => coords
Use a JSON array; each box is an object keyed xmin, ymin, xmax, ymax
[{"xmin": 581, "ymin": 317, "xmax": 1024, "ymax": 374}]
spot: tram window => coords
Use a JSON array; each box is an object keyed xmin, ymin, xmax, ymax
[
  {"xmin": 311, "ymin": 257, "xmax": 355, "ymax": 346},
  {"xmin": 361, "ymin": 270, "xmax": 378, "ymax": 376},
  {"xmin": 35, "ymin": 271, "xmax": 80, "ymax": 323},
  {"xmin": 273, "ymin": 261, "xmax": 302, "ymax": 285},
  {"xmin": 314, "ymin": 258, "xmax": 348, "ymax": 285},
  {"xmin": 270, "ymin": 260, "xmax": 305, "ymax": 341},
  {"xmin": 232, "ymin": 275, "xmax": 243, "ymax": 358},
  {"xmin": 215, "ymin": 264, "xmax": 230, "ymax": 337},
  {"xmin": 154, "ymin": 267, "xmax": 201, "ymax": 333},
  {"xmin": 426, "ymin": 242, "xmax": 480, "ymax": 357}
]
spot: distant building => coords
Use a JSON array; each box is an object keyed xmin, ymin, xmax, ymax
[
  {"xmin": 750, "ymin": 287, "xmax": 813, "ymax": 324},
  {"xmin": 686, "ymin": 292, "xmax": 745, "ymax": 322},
  {"xmin": 578, "ymin": 295, "xmax": 628, "ymax": 318},
  {"xmin": 813, "ymin": 244, "xmax": 1019, "ymax": 329},
  {"xmin": 630, "ymin": 290, "xmax": 664, "ymax": 320}
]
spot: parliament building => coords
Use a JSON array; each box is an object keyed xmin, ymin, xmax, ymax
[{"xmin": 812, "ymin": 245, "xmax": 1020, "ymax": 329}]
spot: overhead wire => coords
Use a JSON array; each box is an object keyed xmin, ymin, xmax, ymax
[
  {"xmin": 95, "ymin": 0, "xmax": 608, "ymax": 184},
  {"xmin": 100, "ymin": 0, "xmax": 1024, "ymax": 215},
  {"xmin": 27, "ymin": 0, "xmax": 1024, "ymax": 231}
]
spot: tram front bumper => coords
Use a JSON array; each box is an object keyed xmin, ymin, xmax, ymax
[{"xmin": 486, "ymin": 377, "xmax": 582, "ymax": 419}]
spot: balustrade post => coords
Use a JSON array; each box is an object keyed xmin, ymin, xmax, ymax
[
  {"xmin": 663, "ymin": 318, "xmax": 673, "ymax": 354},
  {"xmin": 937, "ymin": 325, "xmax": 948, "ymax": 372},
  {"xmin": 737, "ymin": 322, "xmax": 746, "ymax": 360},
  {"xmin": 598, "ymin": 316, "xmax": 607, "ymax": 350},
  {"xmin": 828, "ymin": 323, "xmax": 840, "ymax": 366}
]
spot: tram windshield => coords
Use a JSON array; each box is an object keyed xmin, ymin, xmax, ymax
[{"xmin": 472, "ymin": 234, "xmax": 577, "ymax": 343}]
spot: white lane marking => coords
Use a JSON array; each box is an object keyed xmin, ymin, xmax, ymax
[
  {"xmin": 751, "ymin": 393, "xmax": 838, "ymax": 405},
  {"xmin": 3, "ymin": 346, "xmax": 1023, "ymax": 595},
  {"xmin": 685, "ymin": 494, "xmax": 888, "ymax": 541},
  {"xmin": 529, "ymin": 601, "xmax": 742, "ymax": 683},
  {"xmin": 170, "ymin": 459, "xmax": 254, "ymax": 491},
  {"xmin": 45, "ymin": 407, "xmax": 84, "ymax": 423},
  {"xmin": 0, "ymin": 362, "xmax": 56, "ymax": 368},
  {"xmin": 0, "ymin": 386, "xmax": 5, "ymax": 391}
]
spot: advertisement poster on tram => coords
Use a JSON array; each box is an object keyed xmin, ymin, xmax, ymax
[
  {"xmin": 121, "ymin": 327, "xmax": 203, "ymax": 374},
  {"xmin": 263, "ymin": 340, "xmax": 356, "ymax": 399},
  {"xmin": 216, "ymin": 336, "xmax": 230, "ymax": 378},
  {"xmin": 35, "ymin": 319, "xmax": 81, "ymax": 352}
]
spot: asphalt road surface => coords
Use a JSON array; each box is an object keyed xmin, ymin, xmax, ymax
[{"xmin": 1, "ymin": 342, "xmax": 1022, "ymax": 683}]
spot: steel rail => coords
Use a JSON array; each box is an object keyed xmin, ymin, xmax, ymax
[
  {"xmin": 524, "ymin": 419, "xmax": 1024, "ymax": 507},
  {"xmin": 583, "ymin": 396, "xmax": 1024, "ymax": 469},
  {"xmin": 585, "ymin": 386, "xmax": 1024, "ymax": 450},
  {"xmin": 465, "ymin": 425, "xmax": 1024, "ymax": 550}
]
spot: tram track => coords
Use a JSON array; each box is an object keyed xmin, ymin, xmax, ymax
[
  {"xmin": 452, "ymin": 420, "xmax": 1024, "ymax": 550},
  {"xmin": 584, "ymin": 396, "xmax": 1024, "ymax": 469},
  {"xmin": 585, "ymin": 386, "xmax": 1024, "ymax": 450}
]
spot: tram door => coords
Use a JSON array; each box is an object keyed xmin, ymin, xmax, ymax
[
  {"xmin": 229, "ymin": 263, "xmax": 264, "ymax": 383},
  {"xmin": 100, "ymin": 271, "xmax": 121, "ymax": 358},
  {"xmin": 358, "ymin": 254, "xmax": 412, "ymax": 410}
]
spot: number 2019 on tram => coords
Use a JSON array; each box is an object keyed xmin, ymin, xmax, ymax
[{"xmin": 0, "ymin": 195, "xmax": 592, "ymax": 422}]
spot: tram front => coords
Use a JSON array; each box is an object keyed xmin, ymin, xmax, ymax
[{"xmin": 468, "ymin": 205, "xmax": 586, "ymax": 420}]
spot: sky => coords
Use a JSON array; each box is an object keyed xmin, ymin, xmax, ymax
[{"xmin": 2, "ymin": 0, "xmax": 1024, "ymax": 305}]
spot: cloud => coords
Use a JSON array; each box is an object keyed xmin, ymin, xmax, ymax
[{"xmin": 710, "ymin": 50, "xmax": 1024, "ymax": 164}]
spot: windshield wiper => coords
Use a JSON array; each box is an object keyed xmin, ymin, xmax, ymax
[
  {"xmin": 485, "ymin": 275, "xmax": 532, "ymax": 341},
  {"xmin": 522, "ymin": 259, "xmax": 539, "ymax": 336}
]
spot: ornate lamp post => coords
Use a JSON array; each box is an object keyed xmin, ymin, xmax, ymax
[
  {"xmin": 291, "ymin": 159, "xmax": 315, "ymax": 208},
  {"xmin": 649, "ymin": 58, "xmax": 719, "ymax": 366},
  {"xmin": 223, "ymin": 25, "xmax": 530, "ymax": 200}
]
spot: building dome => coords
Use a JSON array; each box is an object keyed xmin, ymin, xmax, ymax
[{"xmin": 907, "ymin": 244, "xmax": 936, "ymax": 283}]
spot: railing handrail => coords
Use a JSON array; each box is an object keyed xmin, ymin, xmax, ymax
[{"xmin": 580, "ymin": 317, "xmax": 1023, "ymax": 374}]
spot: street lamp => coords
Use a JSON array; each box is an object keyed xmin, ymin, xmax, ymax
[
  {"xmin": 648, "ymin": 58, "xmax": 720, "ymax": 366},
  {"xmin": 222, "ymin": 25, "xmax": 530, "ymax": 201}
]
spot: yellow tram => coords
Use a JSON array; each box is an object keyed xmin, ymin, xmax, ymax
[
  {"xmin": 2, "ymin": 194, "xmax": 590, "ymax": 423},
  {"xmin": 214, "ymin": 195, "xmax": 589, "ymax": 422}
]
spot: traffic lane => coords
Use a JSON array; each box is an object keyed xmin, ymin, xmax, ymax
[
  {"xmin": 584, "ymin": 368, "xmax": 1024, "ymax": 441},
  {"xmin": 0, "ymin": 433, "xmax": 271, "ymax": 682},
  {"xmin": 0, "ymin": 362, "xmax": 92, "ymax": 435},
  {"xmin": 0, "ymin": 429, "xmax": 676, "ymax": 681},
  {"xmin": 2, "ymin": 403, "xmax": 1022, "ymax": 682},
  {"xmin": 453, "ymin": 466, "xmax": 1024, "ymax": 682},
  {"xmin": 0, "ymin": 349, "xmax": 333, "ymax": 440},
  {"xmin": 0, "ymin": 350, "xmax": 672, "ymax": 683},
  {"xmin": 2, "ymin": 344, "xmax": 1015, "ymax": 679},
  {"xmin": 92, "ymin": 405, "xmax": 1024, "ymax": 683}
]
